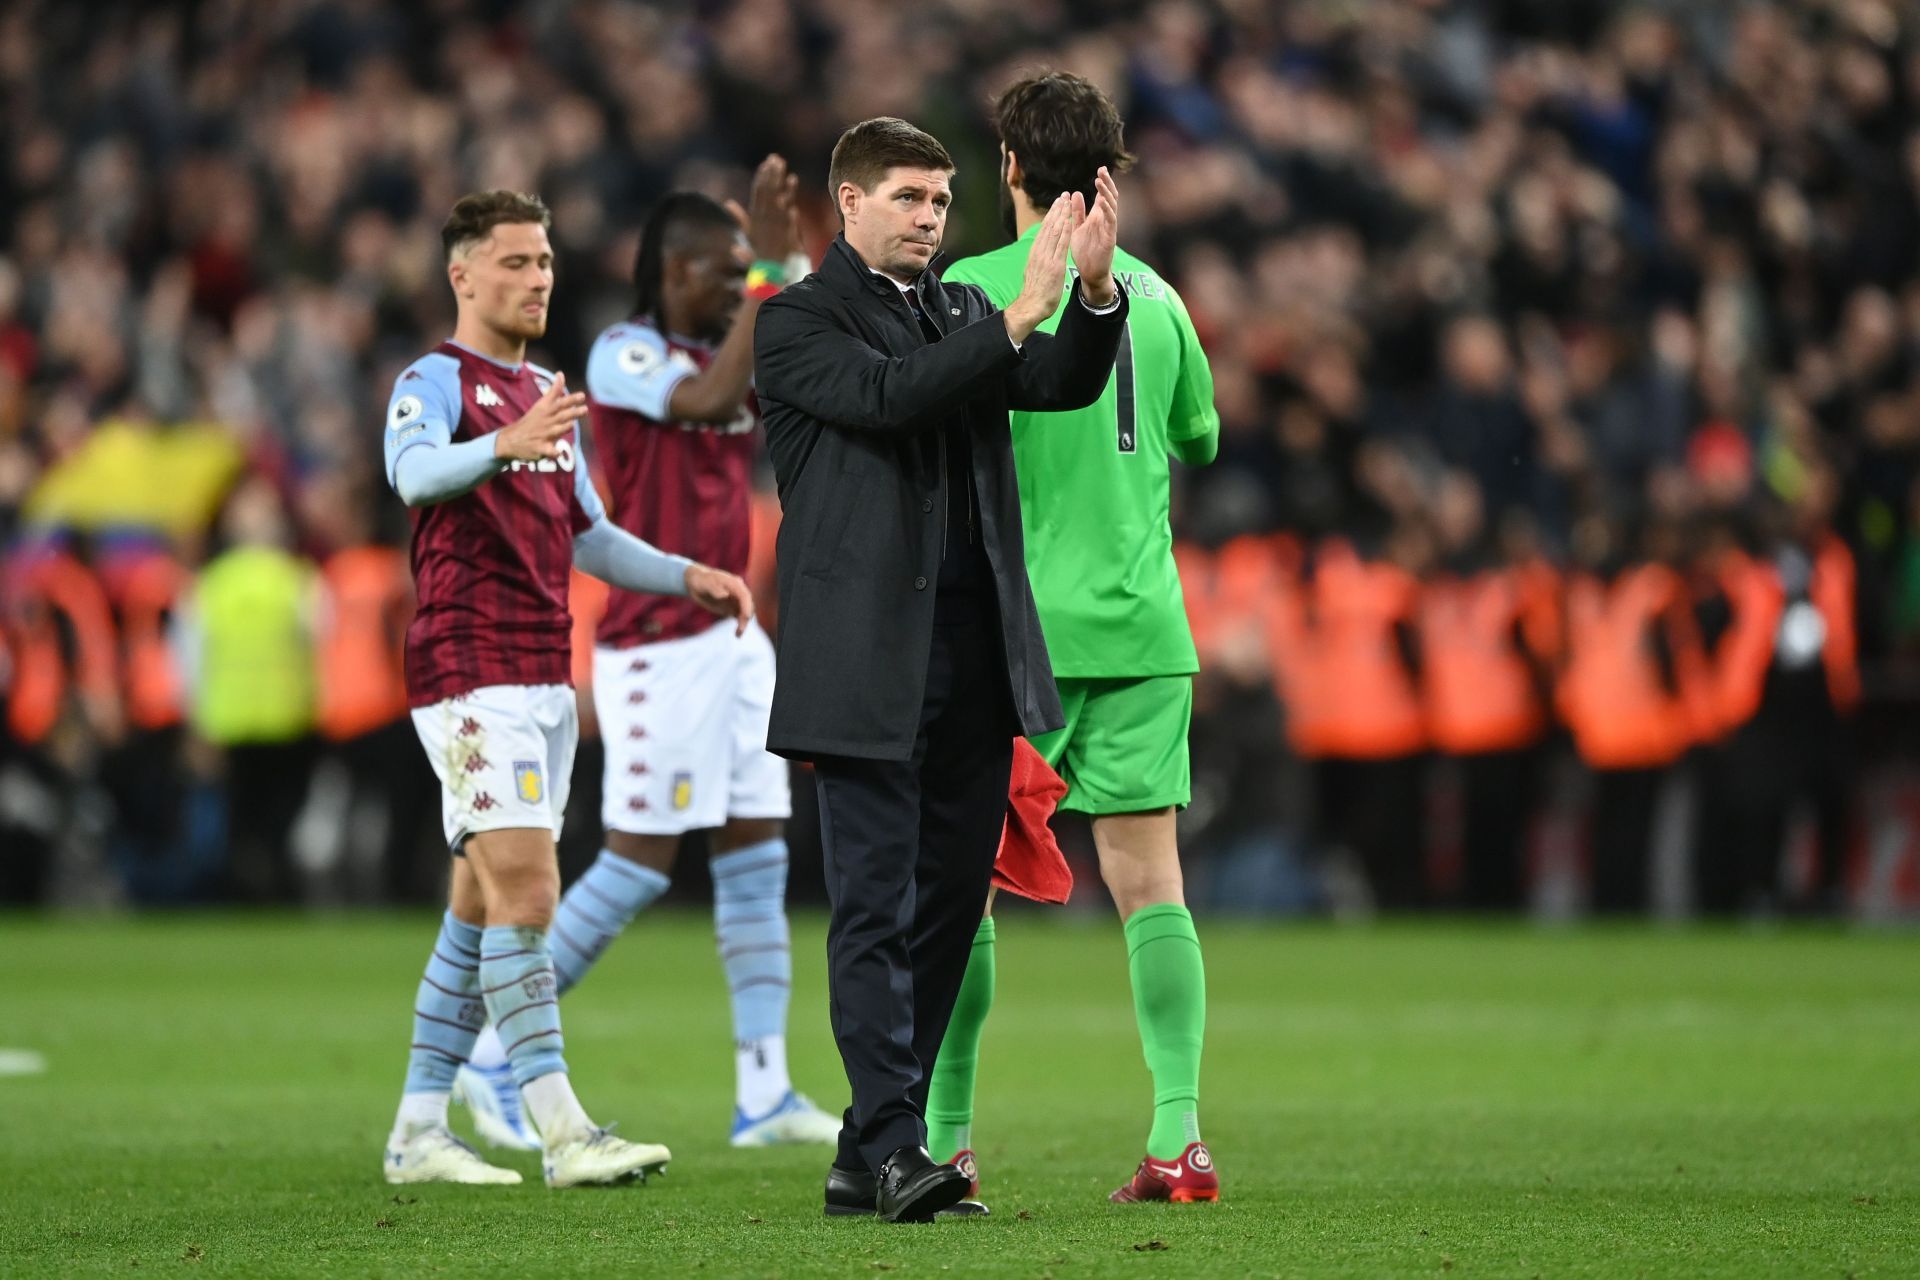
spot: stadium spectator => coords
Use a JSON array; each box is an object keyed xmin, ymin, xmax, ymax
[
  {"xmin": 177, "ymin": 473, "xmax": 321, "ymax": 902},
  {"xmin": 1, "ymin": 0, "xmax": 1919, "ymax": 916}
]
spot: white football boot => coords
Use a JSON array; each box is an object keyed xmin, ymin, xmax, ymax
[
  {"xmin": 543, "ymin": 1127, "xmax": 672, "ymax": 1189},
  {"xmin": 383, "ymin": 1126, "xmax": 523, "ymax": 1185},
  {"xmin": 730, "ymin": 1091, "xmax": 843, "ymax": 1147},
  {"xmin": 453, "ymin": 1060, "xmax": 542, "ymax": 1152}
]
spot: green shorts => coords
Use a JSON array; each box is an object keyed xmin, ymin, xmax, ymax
[{"xmin": 1029, "ymin": 675, "xmax": 1193, "ymax": 815}]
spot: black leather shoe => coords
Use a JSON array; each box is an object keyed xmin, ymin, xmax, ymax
[
  {"xmin": 875, "ymin": 1145, "xmax": 969, "ymax": 1223},
  {"xmin": 824, "ymin": 1164, "xmax": 877, "ymax": 1217}
]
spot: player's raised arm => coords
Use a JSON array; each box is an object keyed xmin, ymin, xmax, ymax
[
  {"xmin": 1001, "ymin": 172, "xmax": 1129, "ymax": 414},
  {"xmin": 672, "ymin": 156, "xmax": 799, "ymax": 423},
  {"xmin": 593, "ymin": 159, "xmax": 804, "ymax": 427}
]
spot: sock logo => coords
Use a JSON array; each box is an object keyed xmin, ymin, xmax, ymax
[
  {"xmin": 521, "ymin": 972, "xmax": 556, "ymax": 1001},
  {"xmin": 458, "ymin": 1000, "xmax": 487, "ymax": 1027}
]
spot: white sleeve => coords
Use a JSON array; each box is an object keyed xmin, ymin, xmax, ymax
[{"xmin": 586, "ymin": 325, "xmax": 691, "ymax": 421}]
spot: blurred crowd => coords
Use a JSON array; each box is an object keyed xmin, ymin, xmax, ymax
[{"xmin": 4, "ymin": 0, "xmax": 1920, "ymax": 917}]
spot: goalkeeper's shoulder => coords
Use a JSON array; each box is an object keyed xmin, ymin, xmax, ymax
[{"xmin": 939, "ymin": 245, "xmax": 1020, "ymax": 307}]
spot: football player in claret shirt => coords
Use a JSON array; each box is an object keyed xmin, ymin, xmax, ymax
[
  {"xmin": 454, "ymin": 158, "xmax": 842, "ymax": 1153},
  {"xmin": 378, "ymin": 190, "xmax": 753, "ymax": 1190},
  {"xmin": 933, "ymin": 72, "xmax": 1222, "ymax": 1209}
]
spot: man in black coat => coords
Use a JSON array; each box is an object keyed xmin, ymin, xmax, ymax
[{"xmin": 753, "ymin": 116, "xmax": 1128, "ymax": 1221}]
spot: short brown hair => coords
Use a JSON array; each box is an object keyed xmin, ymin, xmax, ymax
[
  {"xmin": 827, "ymin": 117, "xmax": 954, "ymax": 199},
  {"xmin": 992, "ymin": 71, "xmax": 1134, "ymax": 208},
  {"xmin": 441, "ymin": 190, "xmax": 552, "ymax": 262}
]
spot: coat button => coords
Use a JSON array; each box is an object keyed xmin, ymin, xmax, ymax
[
  {"xmin": 914, "ymin": 575, "xmax": 928, "ymax": 590},
  {"xmin": 921, "ymin": 498, "xmax": 933, "ymax": 513}
]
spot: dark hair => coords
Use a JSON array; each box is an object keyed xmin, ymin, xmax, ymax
[
  {"xmin": 827, "ymin": 117, "xmax": 953, "ymax": 200},
  {"xmin": 991, "ymin": 71, "xmax": 1135, "ymax": 208},
  {"xmin": 631, "ymin": 192, "xmax": 739, "ymax": 319},
  {"xmin": 441, "ymin": 190, "xmax": 551, "ymax": 262}
]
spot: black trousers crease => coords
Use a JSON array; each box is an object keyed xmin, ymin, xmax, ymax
[{"xmin": 812, "ymin": 610, "xmax": 1015, "ymax": 1175}]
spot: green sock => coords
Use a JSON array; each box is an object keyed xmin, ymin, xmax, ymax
[
  {"xmin": 926, "ymin": 916, "xmax": 996, "ymax": 1160},
  {"xmin": 1124, "ymin": 903, "xmax": 1206, "ymax": 1160}
]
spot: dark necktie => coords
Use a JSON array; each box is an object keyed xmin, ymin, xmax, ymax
[{"xmin": 906, "ymin": 290, "xmax": 981, "ymax": 565}]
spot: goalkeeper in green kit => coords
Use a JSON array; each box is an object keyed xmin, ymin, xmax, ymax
[{"xmin": 931, "ymin": 71, "xmax": 1221, "ymax": 1210}]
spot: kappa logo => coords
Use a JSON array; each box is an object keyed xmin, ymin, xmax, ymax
[
  {"xmin": 472, "ymin": 792, "xmax": 498, "ymax": 812},
  {"xmin": 473, "ymin": 383, "xmax": 504, "ymax": 408},
  {"xmin": 462, "ymin": 752, "xmax": 491, "ymax": 774},
  {"xmin": 513, "ymin": 760, "xmax": 543, "ymax": 805}
]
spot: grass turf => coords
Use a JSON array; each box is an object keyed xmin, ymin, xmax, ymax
[{"xmin": 1, "ymin": 913, "xmax": 1916, "ymax": 1277}]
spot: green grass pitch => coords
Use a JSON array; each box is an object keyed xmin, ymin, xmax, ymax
[{"xmin": 2, "ymin": 912, "xmax": 1916, "ymax": 1277}]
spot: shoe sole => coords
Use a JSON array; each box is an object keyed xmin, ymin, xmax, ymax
[
  {"xmin": 384, "ymin": 1169, "xmax": 521, "ymax": 1186},
  {"xmin": 1110, "ymin": 1186, "xmax": 1220, "ymax": 1204},
  {"xmin": 934, "ymin": 1199, "xmax": 989, "ymax": 1218},
  {"xmin": 881, "ymin": 1171, "xmax": 970, "ymax": 1223},
  {"xmin": 546, "ymin": 1157, "xmax": 670, "ymax": 1189},
  {"xmin": 735, "ymin": 1134, "xmax": 841, "ymax": 1149},
  {"xmin": 824, "ymin": 1203, "xmax": 877, "ymax": 1217}
]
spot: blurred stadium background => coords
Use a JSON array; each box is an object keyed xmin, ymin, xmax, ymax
[
  {"xmin": 5, "ymin": 0, "xmax": 1920, "ymax": 922},
  {"xmin": 6, "ymin": 3, "xmax": 1920, "ymax": 1276}
]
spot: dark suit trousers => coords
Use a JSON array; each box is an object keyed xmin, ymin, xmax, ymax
[{"xmin": 812, "ymin": 608, "xmax": 1015, "ymax": 1175}]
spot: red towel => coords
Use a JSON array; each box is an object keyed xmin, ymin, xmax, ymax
[{"xmin": 993, "ymin": 737, "xmax": 1074, "ymax": 904}]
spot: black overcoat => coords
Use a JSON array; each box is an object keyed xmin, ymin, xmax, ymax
[{"xmin": 753, "ymin": 235, "xmax": 1129, "ymax": 761}]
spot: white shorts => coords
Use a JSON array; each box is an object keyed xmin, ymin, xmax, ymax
[
  {"xmin": 410, "ymin": 683, "xmax": 578, "ymax": 852},
  {"xmin": 595, "ymin": 619, "xmax": 791, "ymax": 836}
]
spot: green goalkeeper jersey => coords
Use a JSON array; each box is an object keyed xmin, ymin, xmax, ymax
[{"xmin": 945, "ymin": 226, "xmax": 1219, "ymax": 677}]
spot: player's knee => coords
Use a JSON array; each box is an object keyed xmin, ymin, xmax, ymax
[
  {"xmin": 492, "ymin": 888, "xmax": 558, "ymax": 929},
  {"xmin": 713, "ymin": 817, "xmax": 783, "ymax": 854},
  {"xmin": 487, "ymin": 865, "xmax": 561, "ymax": 927},
  {"xmin": 1102, "ymin": 860, "xmax": 1185, "ymax": 918},
  {"xmin": 607, "ymin": 828, "xmax": 680, "ymax": 873}
]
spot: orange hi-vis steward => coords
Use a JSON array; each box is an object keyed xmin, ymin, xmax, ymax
[
  {"xmin": 1706, "ymin": 535, "xmax": 1860, "ymax": 734},
  {"xmin": 1420, "ymin": 561, "xmax": 1559, "ymax": 756},
  {"xmin": 2, "ymin": 549, "xmax": 120, "ymax": 745},
  {"xmin": 1301, "ymin": 539, "xmax": 1425, "ymax": 761},
  {"xmin": 100, "ymin": 551, "xmax": 188, "ymax": 733},
  {"xmin": 1558, "ymin": 563, "xmax": 1714, "ymax": 770},
  {"xmin": 317, "ymin": 545, "xmax": 415, "ymax": 742}
]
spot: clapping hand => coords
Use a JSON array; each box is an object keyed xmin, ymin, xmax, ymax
[
  {"xmin": 1004, "ymin": 192, "xmax": 1079, "ymax": 344},
  {"xmin": 1068, "ymin": 166, "xmax": 1120, "ymax": 307}
]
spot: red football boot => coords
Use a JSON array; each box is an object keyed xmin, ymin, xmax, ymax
[
  {"xmin": 1109, "ymin": 1141, "xmax": 1219, "ymax": 1203},
  {"xmin": 936, "ymin": 1148, "xmax": 988, "ymax": 1217}
]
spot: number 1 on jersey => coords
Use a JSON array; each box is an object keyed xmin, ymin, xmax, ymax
[{"xmin": 1115, "ymin": 319, "xmax": 1137, "ymax": 454}]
